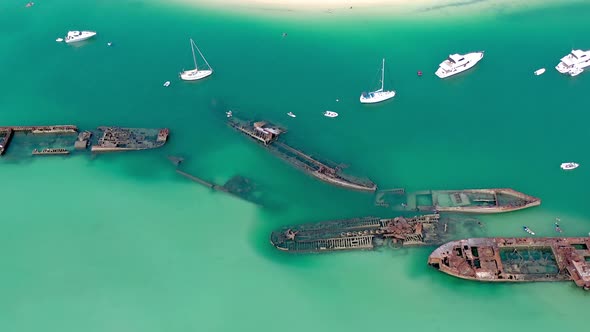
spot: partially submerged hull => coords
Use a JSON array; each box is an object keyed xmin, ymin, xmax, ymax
[
  {"xmin": 91, "ymin": 127, "xmax": 169, "ymax": 152},
  {"xmin": 270, "ymin": 214, "xmax": 443, "ymax": 253},
  {"xmin": 228, "ymin": 115, "xmax": 376, "ymax": 192},
  {"xmin": 378, "ymin": 188, "xmax": 540, "ymax": 214},
  {"xmin": 428, "ymin": 237, "xmax": 590, "ymax": 291}
]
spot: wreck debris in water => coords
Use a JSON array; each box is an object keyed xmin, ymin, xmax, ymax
[
  {"xmin": 428, "ymin": 237, "xmax": 590, "ymax": 291},
  {"xmin": 271, "ymin": 214, "xmax": 452, "ymax": 253},
  {"xmin": 228, "ymin": 116, "xmax": 376, "ymax": 192}
]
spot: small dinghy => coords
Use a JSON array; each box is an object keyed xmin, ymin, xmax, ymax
[
  {"xmin": 534, "ymin": 68, "xmax": 546, "ymax": 76},
  {"xmin": 163, "ymin": 81, "xmax": 171, "ymax": 87},
  {"xmin": 107, "ymin": 42, "xmax": 112, "ymax": 46},
  {"xmin": 560, "ymin": 162, "xmax": 579, "ymax": 170},
  {"xmin": 523, "ymin": 226, "xmax": 535, "ymax": 235},
  {"xmin": 554, "ymin": 222, "xmax": 562, "ymax": 233},
  {"xmin": 226, "ymin": 110, "xmax": 233, "ymax": 118},
  {"xmin": 56, "ymin": 38, "xmax": 64, "ymax": 42},
  {"xmin": 323, "ymin": 111, "xmax": 338, "ymax": 118},
  {"xmin": 287, "ymin": 112, "xmax": 296, "ymax": 118}
]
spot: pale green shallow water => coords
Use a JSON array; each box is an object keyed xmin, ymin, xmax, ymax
[{"xmin": 1, "ymin": 1, "xmax": 590, "ymax": 331}]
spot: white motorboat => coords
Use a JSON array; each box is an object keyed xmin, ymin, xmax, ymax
[
  {"xmin": 65, "ymin": 30, "xmax": 97, "ymax": 44},
  {"xmin": 287, "ymin": 112, "xmax": 296, "ymax": 118},
  {"xmin": 569, "ymin": 66, "xmax": 584, "ymax": 77},
  {"xmin": 360, "ymin": 58, "xmax": 396, "ymax": 104},
  {"xmin": 226, "ymin": 111, "xmax": 233, "ymax": 118},
  {"xmin": 55, "ymin": 38, "xmax": 63, "ymax": 42},
  {"xmin": 523, "ymin": 226, "xmax": 535, "ymax": 235},
  {"xmin": 560, "ymin": 162, "xmax": 579, "ymax": 170},
  {"xmin": 556, "ymin": 49, "xmax": 590, "ymax": 74},
  {"xmin": 534, "ymin": 68, "xmax": 546, "ymax": 75},
  {"xmin": 435, "ymin": 51, "xmax": 484, "ymax": 78},
  {"xmin": 323, "ymin": 111, "xmax": 338, "ymax": 118},
  {"xmin": 180, "ymin": 38, "xmax": 213, "ymax": 81},
  {"xmin": 163, "ymin": 81, "xmax": 171, "ymax": 87}
]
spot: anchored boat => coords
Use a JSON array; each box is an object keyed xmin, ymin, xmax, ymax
[
  {"xmin": 435, "ymin": 51, "xmax": 484, "ymax": 78},
  {"xmin": 180, "ymin": 38, "xmax": 213, "ymax": 81},
  {"xmin": 360, "ymin": 58, "xmax": 396, "ymax": 104},
  {"xmin": 428, "ymin": 237, "xmax": 590, "ymax": 291}
]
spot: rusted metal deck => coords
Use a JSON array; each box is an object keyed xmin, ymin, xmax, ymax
[{"xmin": 428, "ymin": 237, "xmax": 590, "ymax": 291}]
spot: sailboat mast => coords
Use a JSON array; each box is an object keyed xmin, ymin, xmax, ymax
[
  {"xmin": 190, "ymin": 39, "xmax": 198, "ymax": 70},
  {"xmin": 381, "ymin": 58, "xmax": 385, "ymax": 91}
]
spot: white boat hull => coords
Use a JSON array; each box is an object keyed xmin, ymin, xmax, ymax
[
  {"xmin": 360, "ymin": 90, "xmax": 396, "ymax": 104},
  {"xmin": 180, "ymin": 69, "xmax": 213, "ymax": 81},
  {"xmin": 534, "ymin": 68, "xmax": 546, "ymax": 76},
  {"xmin": 65, "ymin": 31, "xmax": 97, "ymax": 44},
  {"xmin": 569, "ymin": 67, "xmax": 584, "ymax": 77},
  {"xmin": 435, "ymin": 52, "xmax": 484, "ymax": 79},
  {"xmin": 561, "ymin": 162, "xmax": 579, "ymax": 170},
  {"xmin": 555, "ymin": 49, "xmax": 590, "ymax": 74},
  {"xmin": 324, "ymin": 111, "xmax": 338, "ymax": 118}
]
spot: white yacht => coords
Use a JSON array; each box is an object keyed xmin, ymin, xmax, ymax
[
  {"xmin": 556, "ymin": 49, "xmax": 590, "ymax": 74},
  {"xmin": 65, "ymin": 31, "xmax": 97, "ymax": 44},
  {"xmin": 360, "ymin": 58, "xmax": 396, "ymax": 104},
  {"xmin": 180, "ymin": 38, "xmax": 213, "ymax": 81},
  {"xmin": 561, "ymin": 162, "xmax": 579, "ymax": 170},
  {"xmin": 435, "ymin": 51, "xmax": 484, "ymax": 78},
  {"xmin": 323, "ymin": 111, "xmax": 338, "ymax": 118},
  {"xmin": 287, "ymin": 112, "xmax": 296, "ymax": 118}
]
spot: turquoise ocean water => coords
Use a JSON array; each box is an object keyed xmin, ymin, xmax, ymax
[{"xmin": 1, "ymin": 1, "xmax": 589, "ymax": 331}]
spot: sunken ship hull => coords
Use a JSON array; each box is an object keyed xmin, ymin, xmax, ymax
[
  {"xmin": 228, "ymin": 116, "xmax": 376, "ymax": 192},
  {"xmin": 91, "ymin": 127, "xmax": 169, "ymax": 152},
  {"xmin": 270, "ymin": 214, "xmax": 442, "ymax": 253},
  {"xmin": 378, "ymin": 188, "xmax": 540, "ymax": 214},
  {"xmin": 428, "ymin": 237, "xmax": 590, "ymax": 291}
]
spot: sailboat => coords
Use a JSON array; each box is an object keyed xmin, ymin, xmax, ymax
[
  {"xmin": 180, "ymin": 38, "xmax": 213, "ymax": 81},
  {"xmin": 360, "ymin": 58, "xmax": 396, "ymax": 104}
]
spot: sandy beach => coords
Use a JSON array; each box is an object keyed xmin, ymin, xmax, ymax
[{"xmin": 173, "ymin": 0, "xmax": 580, "ymax": 16}]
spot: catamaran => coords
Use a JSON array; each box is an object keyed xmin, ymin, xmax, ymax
[
  {"xmin": 180, "ymin": 38, "xmax": 213, "ymax": 81},
  {"xmin": 360, "ymin": 58, "xmax": 396, "ymax": 104}
]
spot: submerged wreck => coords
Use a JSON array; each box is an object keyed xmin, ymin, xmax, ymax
[
  {"xmin": 376, "ymin": 188, "xmax": 540, "ymax": 214},
  {"xmin": 228, "ymin": 116, "xmax": 377, "ymax": 192},
  {"xmin": 271, "ymin": 214, "xmax": 448, "ymax": 253},
  {"xmin": 428, "ymin": 237, "xmax": 590, "ymax": 291}
]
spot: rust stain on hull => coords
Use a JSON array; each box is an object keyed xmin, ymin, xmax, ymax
[{"xmin": 428, "ymin": 237, "xmax": 590, "ymax": 291}]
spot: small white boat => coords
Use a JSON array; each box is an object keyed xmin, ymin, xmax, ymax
[
  {"xmin": 323, "ymin": 111, "xmax": 338, "ymax": 118},
  {"xmin": 287, "ymin": 112, "xmax": 296, "ymax": 118},
  {"xmin": 226, "ymin": 111, "xmax": 233, "ymax": 118},
  {"xmin": 560, "ymin": 162, "xmax": 579, "ymax": 170},
  {"xmin": 569, "ymin": 66, "xmax": 584, "ymax": 77},
  {"xmin": 360, "ymin": 58, "xmax": 396, "ymax": 104},
  {"xmin": 523, "ymin": 226, "xmax": 535, "ymax": 235},
  {"xmin": 65, "ymin": 30, "xmax": 97, "ymax": 44},
  {"xmin": 435, "ymin": 51, "xmax": 484, "ymax": 78},
  {"xmin": 180, "ymin": 38, "xmax": 213, "ymax": 81},
  {"xmin": 56, "ymin": 38, "xmax": 63, "ymax": 42},
  {"xmin": 163, "ymin": 81, "xmax": 171, "ymax": 87},
  {"xmin": 107, "ymin": 42, "xmax": 112, "ymax": 46},
  {"xmin": 534, "ymin": 68, "xmax": 546, "ymax": 75}
]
